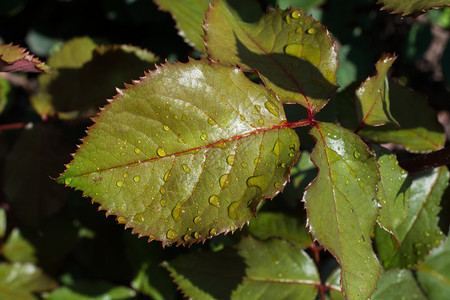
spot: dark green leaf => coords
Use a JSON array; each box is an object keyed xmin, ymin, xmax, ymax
[
  {"xmin": 58, "ymin": 59, "xmax": 300, "ymax": 246},
  {"xmin": 371, "ymin": 269, "xmax": 427, "ymax": 299},
  {"xmin": 284, "ymin": 150, "xmax": 317, "ymax": 204},
  {"xmin": 204, "ymin": 0, "xmax": 338, "ymax": 111},
  {"xmin": 416, "ymin": 234, "xmax": 450, "ymax": 299},
  {"xmin": 375, "ymin": 167, "xmax": 449, "ymax": 268},
  {"xmin": 0, "ymin": 77, "xmax": 11, "ymax": 115},
  {"xmin": 358, "ymin": 81, "xmax": 445, "ymax": 152},
  {"xmin": 377, "ymin": 0, "xmax": 450, "ymax": 17},
  {"xmin": 4, "ymin": 124, "xmax": 71, "ymax": 227},
  {"xmin": 304, "ymin": 122, "xmax": 380, "ymax": 299},
  {"xmin": 355, "ymin": 54, "xmax": 399, "ymax": 127},
  {"xmin": 325, "ymin": 268, "xmax": 345, "ymax": 300},
  {"xmin": 0, "ymin": 207, "xmax": 6, "ymax": 238},
  {"xmin": 0, "ymin": 262, "xmax": 57, "ymax": 300},
  {"xmin": 248, "ymin": 212, "xmax": 311, "ymax": 248},
  {"xmin": 0, "ymin": 43, "xmax": 49, "ymax": 73},
  {"xmin": 43, "ymin": 281, "xmax": 136, "ymax": 300}
]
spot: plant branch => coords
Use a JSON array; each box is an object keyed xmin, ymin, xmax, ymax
[
  {"xmin": 399, "ymin": 146, "xmax": 450, "ymax": 173},
  {"xmin": 0, "ymin": 122, "xmax": 29, "ymax": 131}
]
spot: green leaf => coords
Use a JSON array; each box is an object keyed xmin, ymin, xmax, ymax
[
  {"xmin": 248, "ymin": 212, "xmax": 311, "ymax": 248},
  {"xmin": 153, "ymin": 0, "xmax": 210, "ymax": 51},
  {"xmin": 377, "ymin": 0, "xmax": 450, "ymax": 17},
  {"xmin": 417, "ymin": 234, "xmax": 450, "ymax": 299},
  {"xmin": 0, "ymin": 207, "xmax": 6, "ymax": 238},
  {"xmin": 371, "ymin": 269, "xmax": 427, "ymax": 299},
  {"xmin": 284, "ymin": 150, "xmax": 317, "ymax": 204},
  {"xmin": 375, "ymin": 167, "xmax": 449, "ymax": 269},
  {"xmin": 0, "ymin": 262, "xmax": 57, "ymax": 300},
  {"xmin": 232, "ymin": 237, "xmax": 320, "ymax": 299},
  {"xmin": 304, "ymin": 122, "xmax": 380, "ymax": 299},
  {"xmin": 355, "ymin": 54, "xmax": 399, "ymax": 127},
  {"xmin": 204, "ymin": 1, "xmax": 338, "ymax": 111},
  {"xmin": 162, "ymin": 247, "xmax": 246, "ymax": 299},
  {"xmin": 374, "ymin": 146, "xmax": 409, "ymax": 242},
  {"xmin": 0, "ymin": 77, "xmax": 12, "ymax": 115},
  {"xmin": 4, "ymin": 124, "xmax": 71, "ymax": 227},
  {"xmin": 31, "ymin": 38, "xmax": 158, "ymax": 119},
  {"xmin": 325, "ymin": 268, "xmax": 345, "ymax": 300},
  {"xmin": 358, "ymin": 81, "xmax": 445, "ymax": 152},
  {"xmin": 58, "ymin": 58, "xmax": 300, "ymax": 246},
  {"xmin": 0, "ymin": 43, "xmax": 49, "ymax": 73},
  {"xmin": 43, "ymin": 281, "xmax": 136, "ymax": 300}
]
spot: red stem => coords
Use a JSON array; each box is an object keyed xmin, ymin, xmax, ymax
[{"xmin": 0, "ymin": 122, "xmax": 28, "ymax": 131}]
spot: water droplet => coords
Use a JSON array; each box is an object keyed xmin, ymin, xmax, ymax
[
  {"xmin": 254, "ymin": 157, "xmax": 260, "ymax": 165},
  {"xmin": 172, "ymin": 202, "xmax": 184, "ymax": 221},
  {"xmin": 157, "ymin": 147, "xmax": 167, "ymax": 156},
  {"xmin": 166, "ymin": 229, "xmax": 177, "ymax": 239},
  {"xmin": 357, "ymin": 178, "xmax": 365, "ymax": 189},
  {"xmin": 353, "ymin": 150, "xmax": 360, "ymax": 159},
  {"xmin": 284, "ymin": 43, "xmax": 303, "ymax": 58},
  {"xmin": 64, "ymin": 178, "xmax": 72, "ymax": 185},
  {"xmin": 193, "ymin": 216, "xmax": 201, "ymax": 224},
  {"xmin": 219, "ymin": 174, "xmax": 229, "ymax": 189},
  {"xmin": 285, "ymin": 14, "xmax": 291, "ymax": 24},
  {"xmin": 226, "ymin": 154, "xmax": 236, "ymax": 166},
  {"xmin": 230, "ymin": 226, "xmax": 235, "ymax": 231},
  {"xmin": 241, "ymin": 162, "xmax": 248, "ymax": 168},
  {"xmin": 274, "ymin": 182, "xmax": 281, "ymax": 189},
  {"xmin": 291, "ymin": 10, "xmax": 301, "ymax": 19},
  {"xmin": 133, "ymin": 175, "xmax": 140, "ymax": 182},
  {"xmin": 160, "ymin": 199, "xmax": 166, "ymax": 207},
  {"xmin": 424, "ymin": 231, "xmax": 430, "ymax": 237},
  {"xmin": 281, "ymin": 162, "xmax": 287, "ymax": 168},
  {"xmin": 345, "ymin": 179, "xmax": 349, "ymax": 185},
  {"xmin": 193, "ymin": 231, "xmax": 200, "ymax": 239},
  {"xmin": 272, "ymin": 140, "xmax": 280, "ymax": 156},
  {"xmin": 117, "ymin": 216, "xmax": 127, "ymax": 224},
  {"xmin": 116, "ymin": 180, "xmax": 124, "ymax": 187},
  {"xmin": 228, "ymin": 201, "xmax": 241, "ymax": 220},
  {"xmin": 200, "ymin": 133, "xmax": 207, "ymax": 141},
  {"xmin": 264, "ymin": 100, "xmax": 280, "ymax": 117},
  {"xmin": 163, "ymin": 125, "xmax": 169, "ymax": 131},
  {"xmin": 414, "ymin": 243, "xmax": 422, "ymax": 248},
  {"xmin": 183, "ymin": 234, "xmax": 190, "ymax": 242},
  {"xmin": 307, "ymin": 27, "xmax": 316, "ymax": 34},
  {"xmin": 182, "ymin": 164, "xmax": 191, "ymax": 173},
  {"xmin": 209, "ymin": 228, "xmax": 217, "ymax": 235},
  {"xmin": 135, "ymin": 213, "xmax": 144, "ymax": 222},
  {"xmin": 123, "ymin": 173, "xmax": 129, "ymax": 178},
  {"xmin": 160, "ymin": 186, "xmax": 166, "ymax": 195},
  {"xmin": 209, "ymin": 195, "xmax": 220, "ymax": 207},
  {"xmin": 247, "ymin": 175, "xmax": 266, "ymax": 190},
  {"xmin": 207, "ymin": 118, "xmax": 215, "ymax": 126},
  {"xmin": 164, "ymin": 170, "xmax": 170, "ymax": 182},
  {"xmin": 240, "ymin": 115, "xmax": 246, "ymax": 121},
  {"xmin": 258, "ymin": 119, "xmax": 264, "ymax": 125}
]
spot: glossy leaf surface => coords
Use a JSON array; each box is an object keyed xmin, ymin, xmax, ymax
[
  {"xmin": 358, "ymin": 81, "xmax": 445, "ymax": 152},
  {"xmin": 59, "ymin": 59, "xmax": 300, "ymax": 246},
  {"xmin": 304, "ymin": 122, "xmax": 380, "ymax": 299},
  {"xmin": 204, "ymin": 0, "xmax": 338, "ymax": 111},
  {"xmin": 377, "ymin": 0, "xmax": 450, "ymax": 17},
  {"xmin": 31, "ymin": 37, "xmax": 158, "ymax": 119},
  {"xmin": 248, "ymin": 212, "xmax": 311, "ymax": 248},
  {"xmin": 375, "ymin": 167, "xmax": 448, "ymax": 268},
  {"xmin": 0, "ymin": 43, "xmax": 48, "ymax": 73},
  {"xmin": 371, "ymin": 269, "xmax": 427, "ymax": 299},
  {"xmin": 0, "ymin": 262, "xmax": 56, "ymax": 300},
  {"xmin": 417, "ymin": 235, "xmax": 450, "ymax": 299},
  {"xmin": 44, "ymin": 281, "xmax": 136, "ymax": 300},
  {"xmin": 232, "ymin": 237, "xmax": 319, "ymax": 299},
  {"xmin": 355, "ymin": 54, "xmax": 399, "ymax": 127},
  {"xmin": 374, "ymin": 146, "xmax": 409, "ymax": 242}
]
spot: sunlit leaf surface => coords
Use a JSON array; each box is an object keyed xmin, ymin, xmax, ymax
[
  {"xmin": 204, "ymin": 0, "xmax": 338, "ymax": 111},
  {"xmin": 0, "ymin": 43, "xmax": 49, "ymax": 73},
  {"xmin": 59, "ymin": 59, "xmax": 300, "ymax": 246},
  {"xmin": 371, "ymin": 269, "xmax": 427, "ymax": 299},
  {"xmin": 377, "ymin": 0, "xmax": 450, "ymax": 17},
  {"xmin": 304, "ymin": 122, "xmax": 380, "ymax": 299}
]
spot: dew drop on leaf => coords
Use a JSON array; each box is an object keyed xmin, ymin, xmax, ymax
[
  {"xmin": 160, "ymin": 186, "xmax": 166, "ymax": 195},
  {"xmin": 226, "ymin": 154, "xmax": 236, "ymax": 166},
  {"xmin": 123, "ymin": 173, "xmax": 128, "ymax": 178},
  {"xmin": 258, "ymin": 119, "xmax": 264, "ymax": 125},
  {"xmin": 247, "ymin": 175, "xmax": 266, "ymax": 190},
  {"xmin": 172, "ymin": 202, "xmax": 183, "ymax": 221},
  {"xmin": 219, "ymin": 174, "xmax": 229, "ymax": 188},
  {"xmin": 64, "ymin": 178, "xmax": 72, "ymax": 185},
  {"xmin": 208, "ymin": 195, "xmax": 220, "ymax": 207},
  {"xmin": 157, "ymin": 147, "xmax": 167, "ymax": 156},
  {"xmin": 134, "ymin": 147, "xmax": 141, "ymax": 154},
  {"xmin": 424, "ymin": 231, "xmax": 430, "ymax": 237},
  {"xmin": 135, "ymin": 212, "xmax": 144, "ymax": 223},
  {"xmin": 353, "ymin": 150, "xmax": 360, "ymax": 159},
  {"xmin": 166, "ymin": 229, "xmax": 178, "ymax": 239},
  {"xmin": 228, "ymin": 201, "xmax": 241, "ymax": 220},
  {"xmin": 160, "ymin": 199, "xmax": 166, "ymax": 207},
  {"xmin": 274, "ymin": 182, "xmax": 281, "ymax": 189},
  {"xmin": 209, "ymin": 228, "xmax": 217, "ymax": 235},
  {"xmin": 164, "ymin": 170, "xmax": 170, "ymax": 182},
  {"xmin": 241, "ymin": 162, "xmax": 248, "ymax": 168},
  {"xmin": 163, "ymin": 125, "xmax": 169, "ymax": 131},
  {"xmin": 116, "ymin": 180, "xmax": 124, "ymax": 187},
  {"xmin": 117, "ymin": 216, "xmax": 127, "ymax": 224},
  {"xmin": 183, "ymin": 234, "xmax": 190, "ymax": 242},
  {"xmin": 182, "ymin": 164, "xmax": 191, "ymax": 173},
  {"xmin": 291, "ymin": 10, "xmax": 301, "ymax": 18},
  {"xmin": 307, "ymin": 28, "xmax": 316, "ymax": 34},
  {"xmin": 284, "ymin": 44, "xmax": 303, "ymax": 59},
  {"xmin": 193, "ymin": 231, "xmax": 200, "ymax": 239},
  {"xmin": 230, "ymin": 226, "xmax": 235, "ymax": 231},
  {"xmin": 240, "ymin": 115, "xmax": 246, "ymax": 121},
  {"xmin": 133, "ymin": 175, "xmax": 140, "ymax": 182},
  {"xmin": 264, "ymin": 100, "xmax": 279, "ymax": 117},
  {"xmin": 207, "ymin": 118, "xmax": 215, "ymax": 126},
  {"xmin": 200, "ymin": 133, "xmax": 207, "ymax": 141},
  {"xmin": 272, "ymin": 140, "xmax": 280, "ymax": 156},
  {"xmin": 193, "ymin": 216, "xmax": 201, "ymax": 224}
]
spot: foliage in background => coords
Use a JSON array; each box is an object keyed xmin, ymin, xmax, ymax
[{"xmin": 1, "ymin": 0, "xmax": 450, "ymax": 299}]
